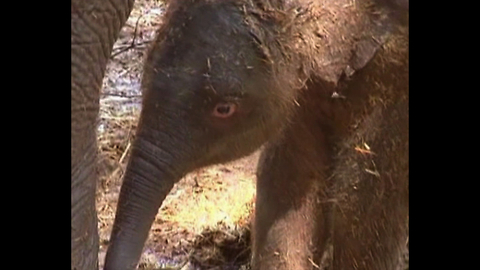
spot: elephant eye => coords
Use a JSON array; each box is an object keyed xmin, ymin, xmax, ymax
[{"xmin": 212, "ymin": 102, "xmax": 236, "ymax": 118}]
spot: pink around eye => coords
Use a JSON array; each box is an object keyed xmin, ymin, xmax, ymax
[{"xmin": 212, "ymin": 102, "xmax": 236, "ymax": 118}]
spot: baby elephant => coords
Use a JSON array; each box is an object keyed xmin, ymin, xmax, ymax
[{"xmin": 105, "ymin": 0, "xmax": 409, "ymax": 269}]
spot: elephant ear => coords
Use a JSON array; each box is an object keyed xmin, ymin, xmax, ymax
[
  {"xmin": 346, "ymin": 19, "xmax": 394, "ymax": 76},
  {"xmin": 310, "ymin": 10, "xmax": 396, "ymax": 84}
]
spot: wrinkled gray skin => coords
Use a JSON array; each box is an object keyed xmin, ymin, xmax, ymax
[
  {"xmin": 71, "ymin": 0, "xmax": 408, "ymax": 269},
  {"xmin": 71, "ymin": 0, "xmax": 134, "ymax": 269}
]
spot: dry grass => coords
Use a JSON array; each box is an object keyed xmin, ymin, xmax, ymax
[{"xmin": 158, "ymin": 166, "xmax": 256, "ymax": 233}]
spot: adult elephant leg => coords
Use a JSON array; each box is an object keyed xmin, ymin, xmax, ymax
[{"xmin": 71, "ymin": 0, "xmax": 134, "ymax": 269}]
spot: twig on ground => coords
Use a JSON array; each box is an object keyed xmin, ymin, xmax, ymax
[
  {"xmin": 101, "ymin": 92, "xmax": 142, "ymax": 98},
  {"xmin": 111, "ymin": 15, "xmax": 146, "ymax": 58},
  {"xmin": 114, "ymin": 40, "xmax": 153, "ymax": 50},
  {"xmin": 100, "ymin": 115, "xmax": 138, "ymax": 121},
  {"xmin": 119, "ymin": 142, "xmax": 131, "ymax": 164}
]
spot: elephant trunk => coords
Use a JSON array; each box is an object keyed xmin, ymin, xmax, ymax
[{"xmin": 104, "ymin": 128, "xmax": 187, "ymax": 270}]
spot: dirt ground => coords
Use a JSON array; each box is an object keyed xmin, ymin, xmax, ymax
[{"xmin": 96, "ymin": 0, "xmax": 258, "ymax": 269}]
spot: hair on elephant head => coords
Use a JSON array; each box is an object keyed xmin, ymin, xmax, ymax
[{"xmin": 104, "ymin": 0, "xmax": 409, "ymax": 269}]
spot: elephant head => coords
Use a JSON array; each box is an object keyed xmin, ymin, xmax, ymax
[{"xmin": 104, "ymin": 2, "xmax": 298, "ymax": 268}]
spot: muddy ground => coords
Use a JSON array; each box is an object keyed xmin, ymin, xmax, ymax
[{"xmin": 96, "ymin": 0, "xmax": 258, "ymax": 269}]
